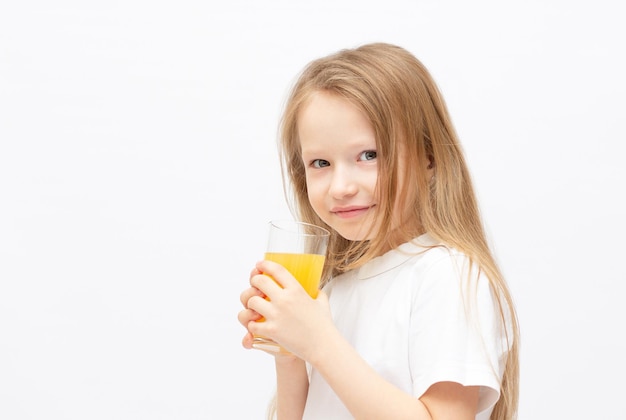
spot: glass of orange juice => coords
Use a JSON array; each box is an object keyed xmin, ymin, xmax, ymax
[{"xmin": 252, "ymin": 220, "xmax": 330, "ymax": 353}]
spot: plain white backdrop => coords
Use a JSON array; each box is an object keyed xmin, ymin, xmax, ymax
[{"xmin": 1, "ymin": 1, "xmax": 624, "ymax": 419}]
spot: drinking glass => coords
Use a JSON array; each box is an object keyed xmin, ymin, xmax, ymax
[{"xmin": 252, "ymin": 220, "xmax": 330, "ymax": 353}]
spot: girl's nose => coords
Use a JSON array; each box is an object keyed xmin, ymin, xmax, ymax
[{"xmin": 329, "ymin": 166, "xmax": 358, "ymax": 199}]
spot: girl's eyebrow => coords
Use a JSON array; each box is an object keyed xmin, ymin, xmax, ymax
[{"xmin": 300, "ymin": 147, "xmax": 325, "ymax": 156}]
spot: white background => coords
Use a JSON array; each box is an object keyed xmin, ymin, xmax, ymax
[{"xmin": 1, "ymin": 1, "xmax": 624, "ymax": 419}]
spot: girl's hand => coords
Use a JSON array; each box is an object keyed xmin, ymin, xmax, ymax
[
  {"xmin": 238, "ymin": 265, "xmax": 303, "ymax": 360},
  {"xmin": 244, "ymin": 260, "xmax": 335, "ymax": 361}
]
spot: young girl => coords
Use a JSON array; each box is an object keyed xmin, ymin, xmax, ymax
[{"xmin": 238, "ymin": 43, "xmax": 519, "ymax": 420}]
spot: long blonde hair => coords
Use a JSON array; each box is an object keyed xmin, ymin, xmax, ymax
[{"xmin": 277, "ymin": 42, "xmax": 519, "ymax": 420}]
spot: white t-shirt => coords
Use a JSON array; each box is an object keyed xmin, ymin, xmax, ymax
[{"xmin": 302, "ymin": 234, "xmax": 510, "ymax": 420}]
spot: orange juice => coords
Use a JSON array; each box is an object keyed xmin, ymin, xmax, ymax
[{"xmin": 264, "ymin": 252, "xmax": 325, "ymax": 297}]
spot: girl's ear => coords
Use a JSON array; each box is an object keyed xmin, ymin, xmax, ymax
[
  {"xmin": 426, "ymin": 154, "xmax": 435, "ymax": 182},
  {"xmin": 426, "ymin": 154, "xmax": 435, "ymax": 170}
]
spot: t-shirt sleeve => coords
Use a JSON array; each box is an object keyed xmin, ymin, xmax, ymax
[{"xmin": 408, "ymin": 251, "xmax": 509, "ymax": 414}]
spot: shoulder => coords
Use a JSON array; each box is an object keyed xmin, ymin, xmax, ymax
[
  {"xmin": 325, "ymin": 235, "xmax": 489, "ymax": 299},
  {"xmin": 399, "ymin": 241, "xmax": 496, "ymax": 316},
  {"xmin": 401, "ymin": 239, "xmax": 481, "ymax": 288}
]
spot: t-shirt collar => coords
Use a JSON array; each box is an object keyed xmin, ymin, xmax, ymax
[{"xmin": 357, "ymin": 233, "xmax": 440, "ymax": 280}]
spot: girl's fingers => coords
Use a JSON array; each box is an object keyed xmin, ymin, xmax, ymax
[
  {"xmin": 250, "ymin": 272, "xmax": 284, "ymax": 299},
  {"xmin": 254, "ymin": 260, "xmax": 300, "ymax": 290},
  {"xmin": 246, "ymin": 293, "xmax": 273, "ymax": 318},
  {"xmin": 241, "ymin": 331, "xmax": 254, "ymax": 349},
  {"xmin": 239, "ymin": 265, "xmax": 266, "ymax": 308},
  {"xmin": 237, "ymin": 307, "xmax": 262, "ymax": 327},
  {"xmin": 240, "ymin": 286, "xmax": 264, "ymax": 307},
  {"xmin": 249, "ymin": 266, "xmax": 262, "ymax": 278}
]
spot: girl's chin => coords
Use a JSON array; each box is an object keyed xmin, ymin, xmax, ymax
[
  {"xmin": 322, "ymin": 219, "xmax": 378, "ymax": 242},
  {"xmin": 334, "ymin": 227, "xmax": 376, "ymax": 242}
]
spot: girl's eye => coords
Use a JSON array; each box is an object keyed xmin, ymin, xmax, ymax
[
  {"xmin": 359, "ymin": 150, "xmax": 377, "ymax": 161},
  {"xmin": 311, "ymin": 159, "xmax": 330, "ymax": 168}
]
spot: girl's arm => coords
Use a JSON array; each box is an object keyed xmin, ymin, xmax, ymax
[
  {"xmin": 238, "ymin": 328, "xmax": 309, "ymax": 419},
  {"xmin": 274, "ymin": 355, "xmax": 308, "ymax": 420},
  {"xmin": 308, "ymin": 326, "xmax": 479, "ymax": 419},
  {"xmin": 239, "ymin": 268, "xmax": 309, "ymax": 419},
  {"xmin": 246, "ymin": 260, "xmax": 480, "ymax": 420}
]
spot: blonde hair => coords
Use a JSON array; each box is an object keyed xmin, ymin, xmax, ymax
[{"xmin": 277, "ymin": 42, "xmax": 519, "ymax": 420}]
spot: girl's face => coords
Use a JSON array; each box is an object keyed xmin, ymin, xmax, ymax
[{"xmin": 298, "ymin": 91, "xmax": 381, "ymax": 241}]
